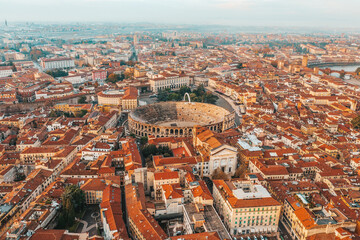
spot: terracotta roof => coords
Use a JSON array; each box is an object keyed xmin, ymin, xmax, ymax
[{"xmin": 154, "ymin": 171, "xmax": 179, "ymax": 181}]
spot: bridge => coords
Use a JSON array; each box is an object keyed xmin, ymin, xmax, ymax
[
  {"xmin": 307, "ymin": 60, "xmax": 360, "ymax": 68},
  {"xmin": 318, "ymin": 68, "xmax": 359, "ymax": 77},
  {"xmin": 307, "ymin": 60, "xmax": 360, "ymax": 78}
]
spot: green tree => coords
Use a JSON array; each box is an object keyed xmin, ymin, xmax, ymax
[
  {"xmin": 168, "ymin": 93, "xmax": 181, "ymax": 101},
  {"xmin": 142, "ymin": 144, "xmax": 173, "ymax": 161},
  {"xmin": 57, "ymin": 185, "xmax": 86, "ymax": 230},
  {"xmin": 49, "ymin": 110, "xmax": 58, "ymax": 118},
  {"xmin": 9, "ymin": 137, "xmax": 17, "ymax": 146},
  {"xmin": 179, "ymin": 86, "xmax": 191, "ymax": 96},
  {"xmin": 45, "ymin": 70, "xmax": 68, "ymax": 78},
  {"xmin": 140, "ymin": 136, "xmax": 148, "ymax": 145},
  {"xmin": 157, "ymin": 89, "xmax": 170, "ymax": 102},
  {"xmin": 78, "ymin": 96, "xmax": 86, "ymax": 104}
]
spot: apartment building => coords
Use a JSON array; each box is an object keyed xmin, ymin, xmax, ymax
[
  {"xmin": 213, "ymin": 180, "xmax": 282, "ymax": 236},
  {"xmin": 41, "ymin": 57, "xmax": 75, "ymax": 70}
]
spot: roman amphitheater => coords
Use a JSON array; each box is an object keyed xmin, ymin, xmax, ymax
[{"xmin": 128, "ymin": 101, "xmax": 235, "ymax": 137}]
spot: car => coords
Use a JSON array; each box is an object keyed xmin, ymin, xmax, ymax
[
  {"xmin": 247, "ymin": 237, "xmax": 251, "ymax": 240},
  {"xmin": 254, "ymin": 237, "xmax": 258, "ymax": 240},
  {"xmin": 240, "ymin": 237, "xmax": 244, "ymax": 240}
]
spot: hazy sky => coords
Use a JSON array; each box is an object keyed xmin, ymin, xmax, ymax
[{"xmin": 1, "ymin": 0, "xmax": 360, "ymax": 28}]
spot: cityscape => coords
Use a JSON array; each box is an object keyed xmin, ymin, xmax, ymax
[{"xmin": 1, "ymin": 1, "xmax": 360, "ymax": 240}]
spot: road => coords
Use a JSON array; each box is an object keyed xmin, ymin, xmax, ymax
[
  {"xmin": 278, "ymin": 221, "xmax": 292, "ymax": 240},
  {"xmin": 205, "ymin": 87, "xmax": 241, "ymax": 126}
]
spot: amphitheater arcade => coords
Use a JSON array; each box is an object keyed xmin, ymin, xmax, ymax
[{"xmin": 128, "ymin": 101, "xmax": 235, "ymax": 137}]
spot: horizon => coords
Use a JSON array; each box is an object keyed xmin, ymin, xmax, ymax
[{"xmin": 1, "ymin": 0, "xmax": 360, "ymax": 30}]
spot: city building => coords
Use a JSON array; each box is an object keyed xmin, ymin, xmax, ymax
[
  {"xmin": 0, "ymin": 66, "xmax": 13, "ymax": 77},
  {"xmin": 149, "ymin": 72, "xmax": 190, "ymax": 93},
  {"xmin": 213, "ymin": 180, "xmax": 282, "ymax": 236},
  {"xmin": 97, "ymin": 87, "xmax": 138, "ymax": 111},
  {"xmin": 40, "ymin": 57, "xmax": 75, "ymax": 70}
]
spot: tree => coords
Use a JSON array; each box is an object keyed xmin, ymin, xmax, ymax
[
  {"xmin": 168, "ymin": 93, "xmax": 181, "ymax": 101},
  {"xmin": 351, "ymin": 115, "xmax": 360, "ymax": 129},
  {"xmin": 236, "ymin": 63, "xmax": 244, "ymax": 69},
  {"xmin": 179, "ymin": 86, "xmax": 191, "ymax": 96},
  {"xmin": 75, "ymin": 110, "xmax": 88, "ymax": 118},
  {"xmin": 140, "ymin": 136, "xmax": 148, "ymax": 145},
  {"xmin": 107, "ymin": 73, "xmax": 120, "ymax": 83},
  {"xmin": 78, "ymin": 96, "xmax": 87, "ymax": 104},
  {"xmin": 211, "ymin": 168, "xmax": 229, "ymax": 180},
  {"xmin": 142, "ymin": 144, "xmax": 173, "ymax": 161},
  {"xmin": 233, "ymin": 161, "xmax": 248, "ymax": 179},
  {"xmin": 57, "ymin": 185, "xmax": 86, "ymax": 229},
  {"xmin": 124, "ymin": 71, "xmax": 132, "ymax": 79},
  {"xmin": 157, "ymin": 89, "xmax": 170, "ymax": 102},
  {"xmin": 9, "ymin": 137, "xmax": 17, "ymax": 146},
  {"xmin": 46, "ymin": 70, "xmax": 68, "ymax": 78},
  {"xmin": 355, "ymin": 67, "xmax": 360, "ymax": 75},
  {"xmin": 10, "ymin": 62, "xmax": 16, "ymax": 72},
  {"xmin": 106, "ymin": 73, "xmax": 125, "ymax": 83},
  {"xmin": 113, "ymin": 141, "xmax": 120, "ymax": 151},
  {"xmin": 155, "ymin": 85, "xmax": 217, "ymax": 104},
  {"xmin": 49, "ymin": 110, "xmax": 58, "ymax": 118},
  {"xmin": 30, "ymin": 49, "xmax": 47, "ymax": 61}
]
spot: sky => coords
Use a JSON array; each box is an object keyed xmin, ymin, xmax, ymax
[{"xmin": 1, "ymin": 0, "xmax": 360, "ymax": 28}]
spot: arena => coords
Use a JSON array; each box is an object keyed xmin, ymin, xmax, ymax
[{"xmin": 128, "ymin": 101, "xmax": 235, "ymax": 137}]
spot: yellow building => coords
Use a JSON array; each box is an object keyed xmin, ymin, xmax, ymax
[
  {"xmin": 54, "ymin": 103, "xmax": 92, "ymax": 115},
  {"xmin": 213, "ymin": 179, "xmax": 282, "ymax": 236},
  {"xmin": 282, "ymin": 197, "xmax": 356, "ymax": 240},
  {"xmin": 80, "ymin": 179, "xmax": 107, "ymax": 204},
  {"xmin": 97, "ymin": 86, "xmax": 138, "ymax": 111}
]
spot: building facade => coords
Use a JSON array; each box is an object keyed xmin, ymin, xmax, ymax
[
  {"xmin": 41, "ymin": 58, "xmax": 75, "ymax": 70},
  {"xmin": 213, "ymin": 180, "xmax": 282, "ymax": 236},
  {"xmin": 149, "ymin": 74, "xmax": 190, "ymax": 93}
]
